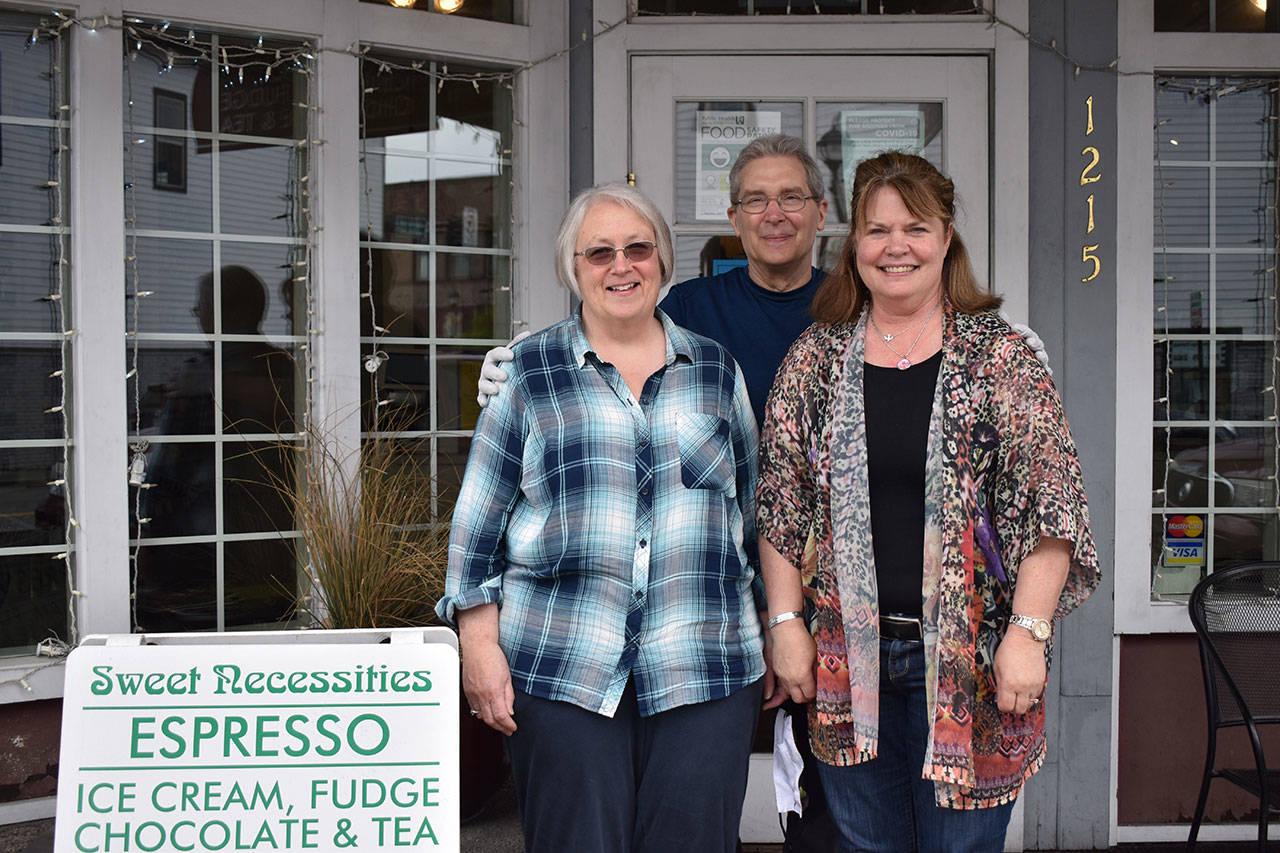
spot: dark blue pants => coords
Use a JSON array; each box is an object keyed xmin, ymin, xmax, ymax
[
  {"xmin": 817, "ymin": 639, "xmax": 1014, "ymax": 853},
  {"xmin": 506, "ymin": 678, "xmax": 763, "ymax": 853}
]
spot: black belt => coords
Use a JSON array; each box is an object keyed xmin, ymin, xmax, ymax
[{"xmin": 879, "ymin": 614, "xmax": 924, "ymax": 641}]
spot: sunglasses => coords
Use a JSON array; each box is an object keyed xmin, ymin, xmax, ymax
[{"xmin": 574, "ymin": 241, "xmax": 657, "ymax": 266}]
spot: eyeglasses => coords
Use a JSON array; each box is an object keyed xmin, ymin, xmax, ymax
[
  {"xmin": 733, "ymin": 193, "xmax": 819, "ymax": 214},
  {"xmin": 574, "ymin": 241, "xmax": 657, "ymax": 266}
]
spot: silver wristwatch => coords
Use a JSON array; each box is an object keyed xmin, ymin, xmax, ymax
[{"xmin": 1009, "ymin": 614, "xmax": 1052, "ymax": 641}]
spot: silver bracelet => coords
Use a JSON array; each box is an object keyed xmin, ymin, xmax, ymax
[{"xmin": 767, "ymin": 610, "xmax": 804, "ymax": 630}]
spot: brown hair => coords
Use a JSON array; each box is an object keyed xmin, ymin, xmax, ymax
[{"xmin": 811, "ymin": 151, "xmax": 1000, "ymax": 324}]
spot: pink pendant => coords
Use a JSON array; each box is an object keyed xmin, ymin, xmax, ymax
[{"xmin": 896, "ymin": 358, "xmax": 911, "ymax": 370}]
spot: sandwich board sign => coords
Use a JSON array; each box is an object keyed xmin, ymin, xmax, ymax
[{"xmin": 54, "ymin": 627, "xmax": 459, "ymax": 852}]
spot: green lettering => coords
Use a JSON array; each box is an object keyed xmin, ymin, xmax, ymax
[
  {"xmin": 89, "ymin": 666, "xmax": 113, "ymax": 696},
  {"xmin": 315, "ymin": 713, "xmax": 341, "ymax": 757},
  {"xmin": 130, "ymin": 717, "xmax": 156, "ymax": 758},
  {"xmin": 160, "ymin": 715, "xmax": 186, "ymax": 759},
  {"xmin": 284, "ymin": 714, "xmax": 310, "ymax": 757}
]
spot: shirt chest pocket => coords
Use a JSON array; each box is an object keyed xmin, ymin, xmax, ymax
[{"xmin": 676, "ymin": 412, "xmax": 734, "ymax": 491}]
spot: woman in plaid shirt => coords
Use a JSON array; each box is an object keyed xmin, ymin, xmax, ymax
[{"xmin": 438, "ymin": 184, "xmax": 766, "ymax": 853}]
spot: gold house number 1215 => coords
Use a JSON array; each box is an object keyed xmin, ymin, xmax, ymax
[{"xmin": 1080, "ymin": 95, "xmax": 1101, "ymax": 283}]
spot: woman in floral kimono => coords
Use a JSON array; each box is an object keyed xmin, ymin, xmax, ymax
[{"xmin": 756, "ymin": 151, "xmax": 1099, "ymax": 852}]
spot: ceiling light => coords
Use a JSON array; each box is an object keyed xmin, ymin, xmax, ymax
[
  {"xmin": 389, "ymin": 0, "xmax": 417, "ymax": 8},
  {"xmin": 435, "ymin": 0, "xmax": 464, "ymax": 12}
]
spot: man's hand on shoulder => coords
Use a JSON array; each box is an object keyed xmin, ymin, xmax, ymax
[{"xmin": 477, "ymin": 330, "xmax": 532, "ymax": 408}]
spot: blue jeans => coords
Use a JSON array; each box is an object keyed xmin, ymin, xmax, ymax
[{"xmin": 816, "ymin": 638, "xmax": 1014, "ymax": 853}]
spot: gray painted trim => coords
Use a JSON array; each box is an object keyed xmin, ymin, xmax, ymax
[{"xmin": 1026, "ymin": 0, "xmax": 1117, "ymax": 848}]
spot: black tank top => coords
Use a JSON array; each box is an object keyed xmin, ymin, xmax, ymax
[{"xmin": 863, "ymin": 350, "xmax": 942, "ymax": 618}]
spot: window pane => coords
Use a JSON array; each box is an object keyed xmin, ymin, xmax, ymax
[
  {"xmin": 438, "ymin": 77, "xmax": 511, "ymax": 151},
  {"xmin": 134, "ymin": 542, "xmax": 216, "ymax": 632},
  {"xmin": 1152, "ymin": 253, "xmax": 1208, "ymax": 331},
  {"xmin": 362, "ymin": 247, "xmax": 429, "ymax": 338},
  {"xmin": 435, "ymin": 253, "xmax": 510, "ymax": 339},
  {"xmin": 0, "ymin": 18, "xmax": 58, "ymax": 118},
  {"xmin": 221, "ymin": 242, "xmax": 309, "ymax": 338},
  {"xmin": 0, "ymin": 232, "xmax": 63, "ymax": 334},
  {"xmin": 127, "ymin": 135, "xmax": 213, "ymax": 231},
  {"xmin": 1154, "ymin": 166, "xmax": 1209, "ymax": 247},
  {"xmin": 225, "ymin": 538, "xmax": 297, "ymax": 628},
  {"xmin": 1154, "ymin": 341, "xmax": 1210, "ymax": 421},
  {"xmin": 0, "ymin": 447, "xmax": 66, "ymax": 549},
  {"xmin": 222, "ymin": 343, "xmax": 298, "ymax": 434},
  {"xmin": 1154, "ymin": 83, "xmax": 1209, "ymax": 160},
  {"xmin": 0, "ymin": 124, "xmax": 62, "ymax": 226},
  {"xmin": 363, "ymin": 344, "xmax": 431, "ymax": 432},
  {"xmin": 221, "ymin": 145, "xmax": 304, "ymax": 236},
  {"xmin": 138, "ymin": 442, "xmax": 216, "ymax": 537},
  {"xmin": 1214, "ymin": 514, "xmax": 1280, "ymax": 569},
  {"xmin": 130, "ymin": 238, "xmax": 215, "ymax": 333},
  {"xmin": 1217, "ymin": 85, "xmax": 1275, "ymax": 160},
  {"xmin": 1217, "ymin": 167, "xmax": 1275, "ymax": 248},
  {"xmin": 437, "ymin": 162, "xmax": 510, "ymax": 249},
  {"xmin": 1217, "ymin": 254, "xmax": 1273, "ymax": 335},
  {"xmin": 1216, "ymin": 340, "xmax": 1272, "ymax": 421},
  {"xmin": 672, "ymin": 233, "xmax": 748, "ymax": 288},
  {"xmin": 1156, "ymin": 427, "xmax": 1212, "ymax": 506},
  {"xmin": 223, "ymin": 443, "xmax": 296, "ymax": 534},
  {"xmin": 1215, "ymin": 427, "xmax": 1277, "ymax": 508},
  {"xmin": 0, "ymin": 553, "xmax": 68, "ymax": 655},
  {"xmin": 216, "ymin": 50, "xmax": 306, "ymax": 140},
  {"xmin": 0, "ymin": 344, "xmax": 65, "ymax": 441},
  {"xmin": 437, "ymin": 345, "xmax": 488, "ymax": 431},
  {"xmin": 129, "ymin": 344, "xmax": 215, "ymax": 436}
]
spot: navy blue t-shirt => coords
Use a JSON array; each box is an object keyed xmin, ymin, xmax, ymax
[{"xmin": 659, "ymin": 265, "xmax": 824, "ymax": 427}]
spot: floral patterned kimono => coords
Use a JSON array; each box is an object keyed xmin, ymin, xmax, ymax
[{"xmin": 756, "ymin": 306, "xmax": 1099, "ymax": 808}]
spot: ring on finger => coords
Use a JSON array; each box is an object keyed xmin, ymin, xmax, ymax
[{"xmin": 469, "ymin": 709, "xmax": 480, "ymax": 716}]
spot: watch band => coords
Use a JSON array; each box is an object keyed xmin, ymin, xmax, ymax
[{"xmin": 1009, "ymin": 613, "xmax": 1052, "ymax": 641}]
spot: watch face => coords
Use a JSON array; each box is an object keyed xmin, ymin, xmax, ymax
[{"xmin": 1033, "ymin": 620, "xmax": 1051, "ymax": 641}]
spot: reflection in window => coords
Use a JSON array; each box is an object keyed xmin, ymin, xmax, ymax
[
  {"xmin": 124, "ymin": 25, "xmax": 312, "ymax": 633},
  {"xmin": 356, "ymin": 0, "xmax": 515, "ymax": 24},
  {"xmin": 0, "ymin": 13, "xmax": 72, "ymax": 657},
  {"xmin": 637, "ymin": 0, "xmax": 977, "ymax": 13},
  {"xmin": 1151, "ymin": 76, "xmax": 1280, "ymax": 600},
  {"xmin": 1155, "ymin": 0, "xmax": 1278, "ymax": 33},
  {"xmin": 359, "ymin": 54, "xmax": 512, "ymax": 520}
]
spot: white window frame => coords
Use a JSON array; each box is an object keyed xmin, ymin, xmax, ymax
[
  {"xmin": 1115, "ymin": 0, "xmax": 1280, "ymax": 634},
  {"xmin": 0, "ymin": 0, "xmax": 568, "ymax": 706}
]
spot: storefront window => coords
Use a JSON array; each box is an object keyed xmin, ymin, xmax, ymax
[
  {"xmin": 1151, "ymin": 76, "xmax": 1280, "ymax": 599},
  {"xmin": 0, "ymin": 13, "xmax": 72, "ymax": 657},
  {"xmin": 1155, "ymin": 0, "xmax": 1278, "ymax": 33},
  {"xmin": 357, "ymin": 0, "xmax": 515, "ymax": 24},
  {"xmin": 359, "ymin": 55, "xmax": 512, "ymax": 510},
  {"xmin": 636, "ymin": 0, "xmax": 976, "ymax": 13},
  {"xmin": 123, "ymin": 26, "xmax": 313, "ymax": 632}
]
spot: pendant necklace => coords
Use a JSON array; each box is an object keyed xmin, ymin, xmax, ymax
[{"xmin": 869, "ymin": 301, "xmax": 940, "ymax": 370}]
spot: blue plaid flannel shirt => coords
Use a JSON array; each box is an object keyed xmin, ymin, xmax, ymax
[{"xmin": 437, "ymin": 309, "xmax": 764, "ymax": 717}]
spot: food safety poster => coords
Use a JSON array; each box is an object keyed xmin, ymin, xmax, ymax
[{"xmin": 695, "ymin": 110, "xmax": 782, "ymax": 221}]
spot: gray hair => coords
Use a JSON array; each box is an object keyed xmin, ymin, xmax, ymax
[
  {"xmin": 554, "ymin": 184, "xmax": 674, "ymax": 297},
  {"xmin": 728, "ymin": 133, "xmax": 824, "ymax": 203}
]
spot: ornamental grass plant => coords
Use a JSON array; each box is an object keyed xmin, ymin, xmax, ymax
[{"xmin": 237, "ymin": 419, "xmax": 451, "ymax": 630}]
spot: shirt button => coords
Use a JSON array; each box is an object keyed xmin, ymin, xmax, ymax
[
  {"xmin": 639, "ymin": 539, "xmax": 647, "ymax": 548},
  {"xmin": 640, "ymin": 487, "xmax": 649, "ymax": 496}
]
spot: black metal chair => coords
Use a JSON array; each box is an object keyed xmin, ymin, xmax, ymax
[{"xmin": 1187, "ymin": 561, "xmax": 1280, "ymax": 851}]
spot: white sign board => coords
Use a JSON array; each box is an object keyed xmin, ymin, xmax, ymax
[
  {"xmin": 695, "ymin": 110, "xmax": 782, "ymax": 221},
  {"xmin": 55, "ymin": 628, "xmax": 459, "ymax": 852}
]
